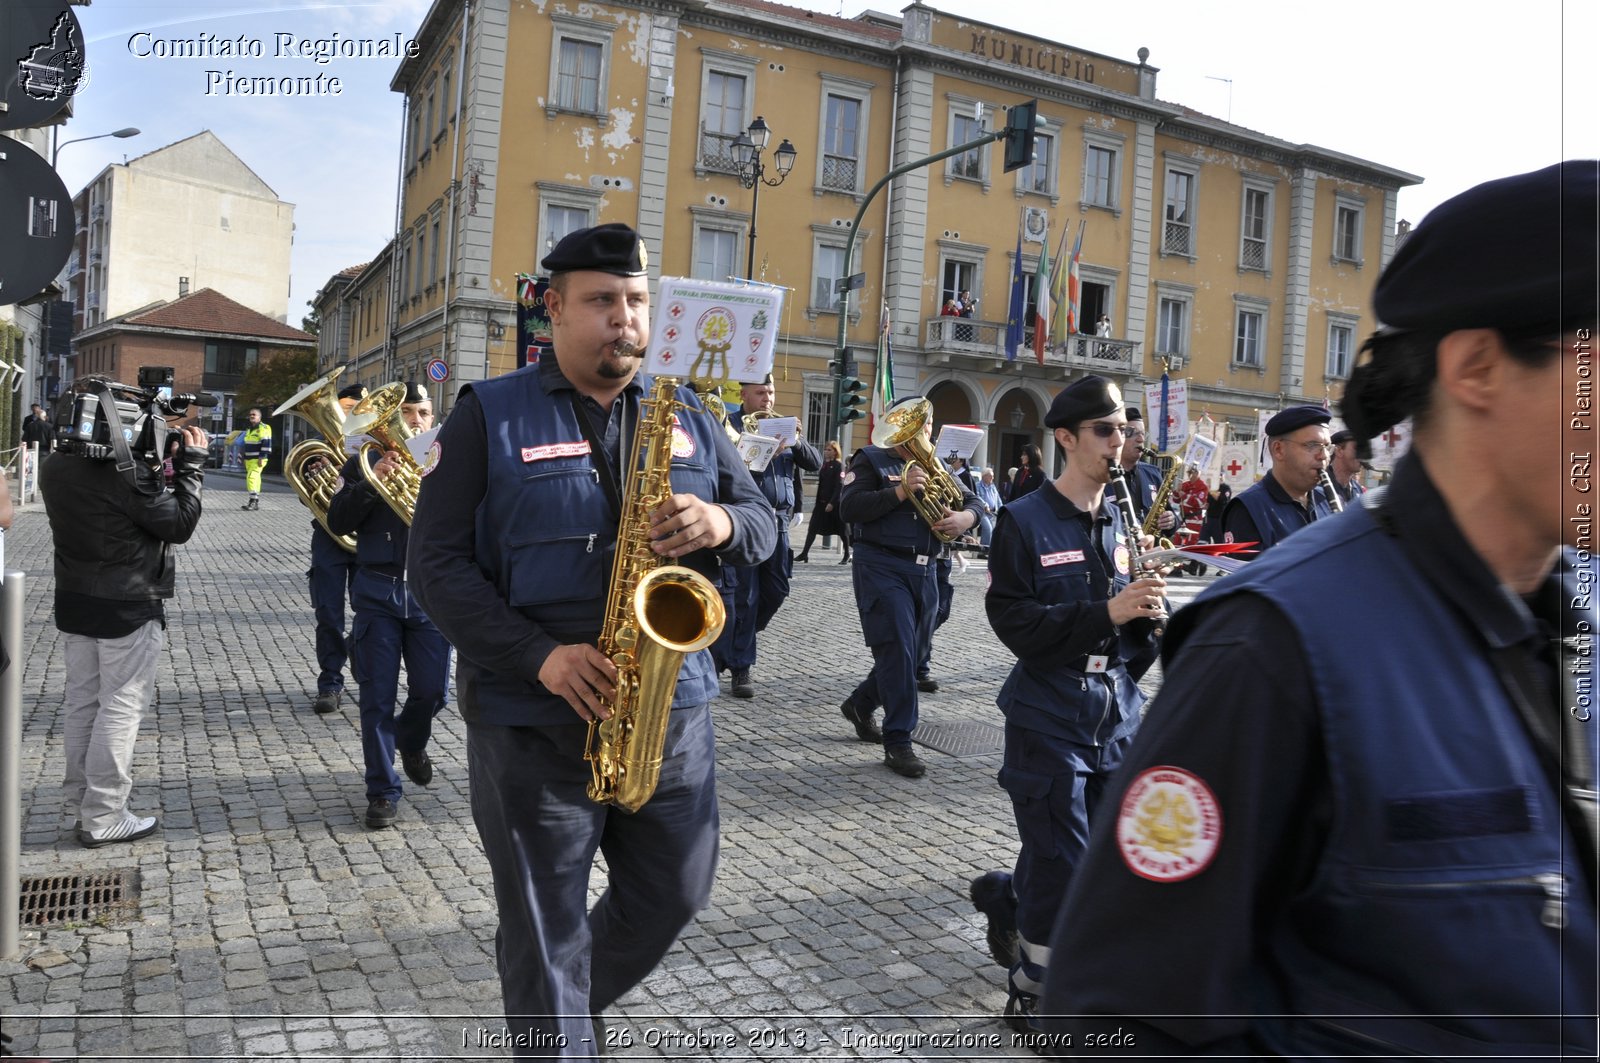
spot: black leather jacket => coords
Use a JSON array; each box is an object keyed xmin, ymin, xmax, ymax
[{"xmin": 40, "ymin": 445, "xmax": 206, "ymax": 601}]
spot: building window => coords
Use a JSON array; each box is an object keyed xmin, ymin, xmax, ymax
[
  {"xmin": 399, "ymin": 238, "xmax": 411, "ymax": 299},
  {"xmin": 805, "ymin": 387, "xmax": 832, "ymax": 447},
  {"xmin": 546, "ymin": 17, "xmax": 613, "ymax": 121},
  {"xmin": 1157, "ymin": 296, "xmax": 1189, "ymax": 356},
  {"xmin": 430, "ymin": 219, "xmax": 441, "ymax": 287},
  {"xmin": 414, "ymin": 231, "xmax": 425, "ymax": 297},
  {"xmin": 1163, "ymin": 165, "xmax": 1197, "ymax": 257},
  {"xmin": 409, "ymin": 105, "xmax": 422, "ymax": 165},
  {"xmin": 1334, "ymin": 198, "xmax": 1364, "ymax": 265},
  {"xmin": 1081, "ymin": 132, "xmax": 1122, "ymax": 211},
  {"xmin": 204, "ymin": 341, "xmax": 259, "ymax": 377},
  {"xmin": 1234, "ymin": 306, "xmax": 1265, "ymax": 368},
  {"xmin": 941, "ymin": 258, "xmax": 980, "ymax": 311},
  {"xmin": 1019, "ymin": 131, "xmax": 1054, "ymax": 198},
  {"xmin": 440, "ymin": 67, "xmax": 452, "ymax": 134},
  {"xmin": 693, "ymin": 226, "xmax": 740, "ymax": 281},
  {"xmin": 1326, "ymin": 317, "xmax": 1357, "ymax": 378},
  {"xmin": 948, "ymin": 110, "xmax": 984, "ymax": 182},
  {"xmin": 699, "ymin": 69, "xmax": 748, "ymax": 171},
  {"xmin": 1240, "ymin": 185, "xmax": 1270, "ymax": 272},
  {"xmin": 424, "ymin": 88, "xmax": 436, "ymax": 149},
  {"xmin": 812, "ymin": 241, "xmax": 849, "ymax": 312},
  {"xmin": 821, "ymin": 93, "xmax": 861, "ymax": 193}
]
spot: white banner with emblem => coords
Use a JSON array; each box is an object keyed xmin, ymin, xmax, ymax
[
  {"xmin": 1142, "ymin": 379, "xmax": 1190, "ymax": 453},
  {"xmin": 1217, "ymin": 443, "xmax": 1256, "ymax": 492}
]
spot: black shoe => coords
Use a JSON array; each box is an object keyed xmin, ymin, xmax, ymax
[
  {"xmin": 731, "ymin": 668, "xmax": 754, "ymax": 699},
  {"xmin": 883, "ymin": 744, "xmax": 926, "ymax": 778},
  {"xmin": 365, "ymin": 798, "xmax": 397, "ymax": 829},
  {"xmin": 796, "ymin": 553, "xmax": 810, "ymax": 563},
  {"xmin": 313, "ymin": 691, "xmax": 340, "ymax": 715},
  {"xmin": 401, "ymin": 750, "xmax": 434, "ymax": 787},
  {"xmin": 969, "ymin": 870, "xmax": 1020, "ymax": 968},
  {"xmin": 241, "ymin": 500, "xmax": 253, "ymax": 510},
  {"xmin": 840, "ymin": 699, "xmax": 882, "ymax": 743},
  {"xmin": 1003, "ymin": 992, "xmax": 1043, "ymax": 1038},
  {"xmin": 838, "ymin": 555, "xmax": 850, "ymax": 564},
  {"xmin": 917, "ymin": 675, "xmax": 940, "ymax": 693}
]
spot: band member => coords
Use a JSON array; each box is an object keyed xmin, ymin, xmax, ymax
[
  {"xmin": 1221, "ymin": 405, "xmax": 1334, "ymax": 553},
  {"xmin": 1117, "ymin": 410, "xmax": 1177, "ymax": 535},
  {"xmin": 1043, "ymin": 160, "xmax": 1597, "ymax": 1057},
  {"xmin": 406, "ymin": 223, "xmax": 774, "ymax": 1057},
  {"xmin": 838, "ymin": 396, "xmax": 982, "ymax": 778},
  {"xmin": 713, "ymin": 373, "xmax": 819, "ymax": 698},
  {"xmin": 325, "ymin": 382, "xmax": 450, "ymax": 830},
  {"xmin": 307, "ymin": 382, "xmax": 367, "ymax": 715},
  {"xmin": 971, "ymin": 375, "xmax": 1165, "ymax": 1034},
  {"xmin": 1327, "ymin": 428, "xmax": 1367, "ymax": 505}
]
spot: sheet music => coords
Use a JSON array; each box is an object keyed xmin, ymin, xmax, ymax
[{"xmin": 755, "ymin": 416, "xmax": 798, "ymax": 447}]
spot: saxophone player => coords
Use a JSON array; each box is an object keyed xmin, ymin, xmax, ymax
[
  {"xmin": 1116, "ymin": 409, "xmax": 1179, "ymax": 535},
  {"xmin": 970, "ymin": 375, "xmax": 1166, "ymax": 1038},
  {"xmin": 406, "ymin": 224, "xmax": 774, "ymax": 1058}
]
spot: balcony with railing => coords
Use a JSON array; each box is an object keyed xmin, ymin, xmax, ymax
[{"xmin": 924, "ymin": 316, "xmax": 1139, "ymax": 376}]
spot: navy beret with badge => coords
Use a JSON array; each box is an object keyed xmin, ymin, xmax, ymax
[
  {"xmin": 402, "ymin": 380, "xmax": 430, "ymax": 405},
  {"xmin": 1264, "ymin": 404, "xmax": 1332, "ymax": 437},
  {"xmin": 539, "ymin": 222, "xmax": 650, "ymax": 278},
  {"xmin": 337, "ymin": 383, "xmax": 368, "ymax": 403},
  {"xmin": 1046, "ymin": 375, "xmax": 1123, "ymax": 429},
  {"xmin": 1374, "ymin": 159, "xmax": 1598, "ymax": 337}
]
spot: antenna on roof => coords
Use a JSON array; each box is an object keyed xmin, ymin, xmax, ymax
[{"xmin": 1205, "ymin": 75, "xmax": 1233, "ymax": 124}]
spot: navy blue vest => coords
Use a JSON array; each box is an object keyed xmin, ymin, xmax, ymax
[
  {"xmin": 849, "ymin": 446, "xmax": 943, "ymax": 556},
  {"xmin": 1170, "ymin": 501, "xmax": 1597, "ymax": 1056},
  {"xmin": 466, "ymin": 366, "xmax": 726, "ymax": 727},
  {"xmin": 995, "ymin": 488, "xmax": 1147, "ymax": 747},
  {"xmin": 337, "ymin": 454, "xmax": 409, "ymax": 570},
  {"xmin": 1228, "ymin": 474, "xmax": 1331, "ymax": 551}
]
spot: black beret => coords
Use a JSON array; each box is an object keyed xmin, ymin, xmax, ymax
[
  {"xmin": 1265, "ymin": 405, "xmax": 1332, "ymax": 437},
  {"xmin": 1123, "ymin": 407, "xmax": 1144, "ymax": 423},
  {"xmin": 1046, "ymin": 375, "xmax": 1123, "ymax": 429},
  {"xmin": 336, "ymin": 383, "xmax": 368, "ymax": 402},
  {"xmin": 1375, "ymin": 160, "xmax": 1598, "ymax": 336},
  {"xmin": 402, "ymin": 380, "xmax": 429, "ymax": 405},
  {"xmin": 540, "ymin": 222, "xmax": 649, "ymax": 277},
  {"xmin": 1329, "ymin": 429, "xmax": 1355, "ymax": 446}
]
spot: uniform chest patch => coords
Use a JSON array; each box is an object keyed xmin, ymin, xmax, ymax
[
  {"xmin": 671, "ymin": 425, "xmax": 696, "ymax": 459},
  {"xmin": 1113, "ymin": 543, "xmax": 1131, "ymax": 575},
  {"xmin": 1039, "ymin": 550, "xmax": 1084, "ymax": 567},
  {"xmin": 1116, "ymin": 766, "xmax": 1223, "ymax": 883},
  {"xmin": 419, "ymin": 440, "xmax": 442, "ymax": 477},
  {"xmin": 523, "ymin": 442, "xmax": 591, "ymax": 462}
]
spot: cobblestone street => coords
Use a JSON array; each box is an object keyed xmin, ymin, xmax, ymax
[{"xmin": 0, "ymin": 473, "xmax": 1207, "ymax": 1060}]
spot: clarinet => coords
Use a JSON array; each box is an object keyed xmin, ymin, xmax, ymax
[
  {"xmin": 1318, "ymin": 468, "xmax": 1346, "ymax": 513},
  {"xmin": 1108, "ymin": 459, "xmax": 1168, "ymax": 625}
]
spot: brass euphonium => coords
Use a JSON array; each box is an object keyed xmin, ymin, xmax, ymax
[
  {"xmin": 870, "ymin": 397, "xmax": 967, "ymax": 542},
  {"xmin": 343, "ymin": 383, "xmax": 423, "ymax": 525},
  {"xmin": 275, "ymin": 368, "xmax": 357, "ymax": 552},
  {"xmin": 586, "ymin": 360, "xmax": 727, "ymax": 813},
  {"xmin": 741, "ymin": 408, "xmax": 777, "ymax": 434}
]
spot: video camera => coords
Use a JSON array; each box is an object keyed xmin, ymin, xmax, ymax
[{"xmin": 55, "ymin": 366, "xmax": 217, "ymax": 464}]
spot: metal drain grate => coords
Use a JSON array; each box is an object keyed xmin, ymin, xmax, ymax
[
  {"xmin": 18, "ymin": 870, "xmax": 139, "ymax": 927},
  {"xmin": 913, "ymin": 720, "xmax": 1004, "ymax": 758}
]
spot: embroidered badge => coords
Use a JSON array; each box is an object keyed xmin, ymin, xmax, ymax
[
  {"xmin": 841, "ymin": 470, "xmax": 856, "ymax": 486},
  {"xmin": 1113, "ymin": 543, "xmax": 1131, "ymax": 575},
  {"xmin": 671, "ymin": 425, "xmax": 696, "ymax": 459},
  {"xmin": 522, "ymin": 442, "xmax": 591, "ymax": 462},
  {"xmin": 334, "ymin": 474, "xmax": 345, "ymax": 492},
  {"xmin": 1223, "ymin": 531, "xmax": 1234, "ymax": 543},
  {"xmin": 1040, "ymin": 550, "xmax": 1085, "ymax": 567},
  {"xmin": 419, "ymin": 440, "xmax": 442, "ymax": 477},
  {"xmin": 1116, "ymin": 766, "xmax": 1223, "ymax": 882}
]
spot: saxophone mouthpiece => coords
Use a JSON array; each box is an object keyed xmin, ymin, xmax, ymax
[{"xmin": 612, "ymin": 339, "xmax": 642, "ymax": 359}]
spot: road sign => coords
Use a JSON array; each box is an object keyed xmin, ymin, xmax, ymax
[{"xmin": 426, "ymin": 358, "xmax": 449, "ymax": 383}]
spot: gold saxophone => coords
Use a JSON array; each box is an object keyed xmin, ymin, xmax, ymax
[
  {"xmin": 276, "ymin": 368, "xmax": 357, "ymax": 552},
  {"xmin": 343, "ymin": 383, "xmax": 424, "ymax": 525},
  {"xmin": 586, "ymin": 367, "xmax": 727, "ymax": 813},
  {"xmin": 1139, "ymin": 447, "xmax": 1180, "ymax": 549},
  {"xmin": 870, "ymin": 397, "xmax": 967, "ymax": 542}
]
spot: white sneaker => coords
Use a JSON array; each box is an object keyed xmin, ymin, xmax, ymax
[{"xmin": 79, "ymin": 811, "xmax": 158, "ymax": 849}]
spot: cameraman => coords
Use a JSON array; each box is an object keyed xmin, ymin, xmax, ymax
[{"xmin": 40, "ymin": 381, "xmax": 208, "ymax": 848}]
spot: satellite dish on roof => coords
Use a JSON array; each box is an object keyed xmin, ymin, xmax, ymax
[
  {"xmin": 0, "ymin": 132, "xmax": 74, "ymax": 306},
  {"xmin": 0, "ymin": 1, "xmax": 87, "ymax": 131}
]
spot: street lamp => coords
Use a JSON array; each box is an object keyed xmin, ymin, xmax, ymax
[
  {"xmin": 52, "ymin": 126, "xmax": 140, "ymax": 168},
  {"xmin": 733, "ymin": 115, "xmax": 796, "ymax": 278}
]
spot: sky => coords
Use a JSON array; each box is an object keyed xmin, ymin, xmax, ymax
[{"xmin": 44, "ymin": 0, "xmax": 1598, "ymax": 329}]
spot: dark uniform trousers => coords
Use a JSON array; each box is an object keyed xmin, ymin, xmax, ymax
[
  {"xmin": 467, "ymin": 705, "xmax": 719, "ymax": 1058},
  {"xmin": 349, "ymin": 569, "xmax": 450, "ymax": 803},
  {"xmin": 308, "ymin": 523, "xmax": 357, "ymax": 696},
  {"xmin": 715, "ymin": 511, "xmax": 789, "ymax": 671},
  {"xmin": 850, "ymin": 544, "xmax": 937, "ymax": 746},
  {"xmin": 916, "ymin": 554, "xmax": 955, "ymax": 680}
]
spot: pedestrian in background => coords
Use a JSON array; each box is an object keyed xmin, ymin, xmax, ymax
[
  {"xmin": 796, "ymin": 439, "xmax": 848, "ymax": 563},
  {"xmin": 239, "ymin": 407, "xmax": 271, "ymax": 510}
]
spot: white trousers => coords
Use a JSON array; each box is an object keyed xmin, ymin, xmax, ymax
[{"xmin": 61, "ymin": 621, "xmax": 164, "ymax": 833}]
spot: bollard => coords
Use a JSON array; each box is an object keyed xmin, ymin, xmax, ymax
[{"xmin": 0, "ymin": 570, "xmax": 23, "ymax": 960}]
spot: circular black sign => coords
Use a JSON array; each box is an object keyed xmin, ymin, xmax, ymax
[
  {"xmin": 0, "ymin": 132, "xmax": 74, "ymax": 306},
  {"xmin": 0, "ymin": 2, "xmax": 86, "ymax": 131}
]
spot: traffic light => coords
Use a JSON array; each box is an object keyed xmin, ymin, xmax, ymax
[
  {"xmin": 834, "ymin": 374, "xmax": 867, "ymax": 430},
  {"xmin": 1002, "ymin": 98, "xmax": 1043, "ymax": 173}
]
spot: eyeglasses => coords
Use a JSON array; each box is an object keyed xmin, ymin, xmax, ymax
[
  {"xmin": 1083, "ymin": 422, "xmax": 1129, "ymax": 439},
  {"xmin": 1290, "ymin": 441, "xmax": 1335, "ymax": 456}
]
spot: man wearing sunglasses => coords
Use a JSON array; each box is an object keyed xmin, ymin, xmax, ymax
[
  {"xmin": 1221, "ymin": 404, "xmax": 1336, "ymax": 554},
  {"xmin": 971, "ymin": 374, "xmax": 1167, "ymax": 1038}
]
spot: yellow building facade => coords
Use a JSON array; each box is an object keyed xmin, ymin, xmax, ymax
[{"xmin": 325, "ymin": 0, "xmax": 1418, "ymax": 474}]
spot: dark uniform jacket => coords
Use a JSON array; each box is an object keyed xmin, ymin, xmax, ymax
[
  {"xmin": 1045, "ymin": 453, "xmax": 1598, "ymax": 1058},
  {"xmin": 1223, "ymin": 470, "xmax": 1333, "ymax": 552},
  {"xmin": 840, "ymin": 445, "xmax": 981, "ymax": 556},
  {"xmin": 326, "ymin": 455, "xmax": 410, "ymax": 575},
  {"xmin": 985, "ymin": 483, "xmax": 1158, "ymax": 748},
  {"xmin": 407, "ymin": 361, "xmax": 775, "ymax": 728}
]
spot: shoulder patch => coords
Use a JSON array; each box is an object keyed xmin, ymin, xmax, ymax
[
  {"xmin": 419, "ymin": 439, "xmax": 442, "ymax": 477},
  {"xmin": 841, "ymin": 470, "xmax": 855, "ymax": 486},
  {"xmin": 1115, "ymin": 766, "xmax": 1223, "ymax": 883}
]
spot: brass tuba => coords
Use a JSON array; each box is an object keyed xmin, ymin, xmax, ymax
[
  {"xmin": 275, "ymin": 368, "xmax": 357, "ymax": 552},
  {"xmin": 343, "ymin": 383, "xmax": 423, "ymax": 525},
  {"xmin": 586, "ymin": 367, "xmax": 727, "ymax": 813},
  {"xmin": 870, "ymin": 397, "xmax": 967, "ymax": 542}
]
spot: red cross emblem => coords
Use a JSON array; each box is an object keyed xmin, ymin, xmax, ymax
[
  {"xmin": 668, "ymin": 302, "xmax": 685, "ymax": 320},
  {"xmin": 1383, "ymin": 428, "xmax": 1403, "ymax": 446},
  {"xmin": 663, "ymin": 325, "xmax": 680, "ymax": 342},
  {"xmin": 1225, "ymin": 459, "xmax": 1244, "ymax": 476}
]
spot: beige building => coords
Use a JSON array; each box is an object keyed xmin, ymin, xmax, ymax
[
  {"xmin": 69, "ymin": 131, "xmax": 296, "ymax": 336},
  {"xmin": 324, "ymin": 0, "xmax": 1418, "ymax": 475}
]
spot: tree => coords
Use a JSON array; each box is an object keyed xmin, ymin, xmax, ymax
[
  {"xmin": 236, "ymin": 348, "xmax": 319, "ymax": 415},
  {"xmin": 301, "ymin": 300, "xmax": 322, "ymax": 337}
]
